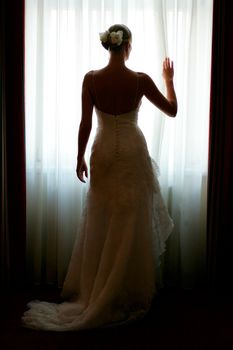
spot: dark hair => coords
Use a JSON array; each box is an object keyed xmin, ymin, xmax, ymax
[{"xmin": 101, "ymin": 24, "xmax": 132, "ymax": 52}]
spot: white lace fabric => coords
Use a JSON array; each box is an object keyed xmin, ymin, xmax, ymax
[{"xmin": 22, "ymin": 108, "xmax": 173, "ymax": 331}]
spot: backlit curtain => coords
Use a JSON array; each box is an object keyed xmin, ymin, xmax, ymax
[{"xmin": 25, "ymin": 0, "xmax": 213, "ymax": 287}]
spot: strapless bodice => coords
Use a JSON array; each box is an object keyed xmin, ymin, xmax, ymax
[{"xmin": 92, "ymin": 106, "xmax": 147, "ymax": 163}]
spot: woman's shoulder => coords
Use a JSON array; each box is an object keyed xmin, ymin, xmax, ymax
[
  {"xmin": 85, "ymin": 68, "xmax": 106, "ymax": 76},
  {"xmin": 82, "ymin": 70, "xmax": 101, "ymax": 87},
  {"xmin": 127, "ymin": 69, "xmax": 152, "ymax": 82},
  {"xmin": 83, "ymin": 70, "xmax": 94, "ymax": 80},
  {"xmin": 136, "ymin": 71, "xmax": 152, "ymax": 80},
  {"xmin": 83, "ymin": 69, "xmax": 152, "ymax": 87},
  {"xmin": 82, "ymin": 69, "xmax": 106, "ymax": 83}
]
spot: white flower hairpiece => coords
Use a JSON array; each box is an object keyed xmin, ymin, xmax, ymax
[
  {"xmin": 99, "ymin": 29, "xmax": 124, "ymax": 46},
  {"xmin": 99, "ymin": 30, "xmax": 110, "ymax": 43},
  {"xmin": 109, "ymin": 30, "xmax": 123, "ymax": 45}
]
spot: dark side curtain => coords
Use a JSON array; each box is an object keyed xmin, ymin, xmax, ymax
[
  {"xmin": 207, "ymin": 0, "xmax": 233, "ymax": 293},
  {"xmin": 0, "ymin": 0, "xmax": 26, "ymax": 290}
]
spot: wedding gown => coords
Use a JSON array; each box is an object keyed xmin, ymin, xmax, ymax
[{"xmin": 22, "ymin": 106, "xmax": 174, "ymax": 331}]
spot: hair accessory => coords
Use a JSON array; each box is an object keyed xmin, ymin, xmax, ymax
[
  {"xmin": 99, "ymin": 30, "xmax": 110, "ymax": 43},
  {"xmin": 99, "ymin": 30, "xmax": 123, "ymax": 46},
  {"xmin": 109, "ymin": 30, "xmax": 123, "ymax": 46}
]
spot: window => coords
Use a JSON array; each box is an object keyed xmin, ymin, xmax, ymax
[{"xmin": 25, "ymin": 0, "xmax": 213, "ymax": 287}]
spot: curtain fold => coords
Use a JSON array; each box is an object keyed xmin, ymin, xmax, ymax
[
  {"xmin": 0, "ymin": 0, "xmax": 26, "ymax": 290},
  {"xmin": 207, "ymin": 0, "xmax": 233, "ymax": 293},
  {"xmin": 25, "ymin": 0, "xmax": 213, "ymax": 288},
  {"xmin": 158, "ymin": 0, "xmax": 213, "ymax": 288}
]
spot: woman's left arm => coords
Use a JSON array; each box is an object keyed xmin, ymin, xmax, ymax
[{"xmin": 76, "ymin": 72, "xmax": 94, "ymax": 183}]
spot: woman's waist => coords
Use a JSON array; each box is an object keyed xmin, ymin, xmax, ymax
[
  {"xmin": 92, "ymin": 128, "xmax": 148, "ymax": 152},
  {"xmin": 95, "ymin": 126, "xmax": 145, "ymax": 141},
  {"xmin": 97, "ymin": 119, "xmax": 138, "ymax": 130},
  {"xmin": 96, "ymin": 120, "xmax": 141, "ymax": 134}
]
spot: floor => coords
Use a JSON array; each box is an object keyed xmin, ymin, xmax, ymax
[{"xmin": 1, "ymin": 286, "xmax": 233, "ymax": 350}]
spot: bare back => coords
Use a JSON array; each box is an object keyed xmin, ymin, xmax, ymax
[
  {"xmin": 84, "ymin": 66, "xmax": 176, "ymax": 118},
  {"xmin": 89, "ymin": 67, "xmax": 143, "ymax": 115}
]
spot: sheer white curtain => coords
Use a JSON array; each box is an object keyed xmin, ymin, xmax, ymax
[{"xmin": 25, "ymin": 0, "xmax": 213, "ymax": 287}]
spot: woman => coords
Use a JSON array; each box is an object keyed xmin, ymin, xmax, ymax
[{"xmin": 22, "ymin": 24, "xmax": 177, "ymax": 331}]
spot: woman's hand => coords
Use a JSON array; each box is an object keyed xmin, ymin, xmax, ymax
[
  {"xmin": 162, "ymin": 57, "xmax": 174, "ymax": 82},
  {"xmin": 76, "ymin": 158, "xmax": 88, "ymax": 183}
]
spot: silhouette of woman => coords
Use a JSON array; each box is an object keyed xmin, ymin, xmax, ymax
[{"xmin": 22, "ymin": 24, "xmax": 177, "ymax": 331}]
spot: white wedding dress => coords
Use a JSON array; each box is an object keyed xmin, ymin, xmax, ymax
[{"xmin": 22, "ymin": 105, "xmax": 173, "ymax": 331}]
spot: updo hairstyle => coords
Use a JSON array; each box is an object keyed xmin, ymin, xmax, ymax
[{"xmin": 101, "ymin": 24, "xmax": 132, "ymax": 52}]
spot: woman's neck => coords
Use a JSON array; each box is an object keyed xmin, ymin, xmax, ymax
[{"xmin": 108, "ymin": 52, "xmax": 126, "ymax": 68}]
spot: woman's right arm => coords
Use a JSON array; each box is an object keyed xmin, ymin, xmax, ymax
[
  {"xmin": 142, "ymin": 57, "xmax": 177, "ymax": 117},
  {"xmin": 76, "ymin": 72, "xmax": 94, "ymax": 183}
]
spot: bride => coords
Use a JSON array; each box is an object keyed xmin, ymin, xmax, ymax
[{"xmin": 22, "ymin": 24, "xmax": 177, "ymax": 331}]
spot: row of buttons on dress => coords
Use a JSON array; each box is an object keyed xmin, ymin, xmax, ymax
[{"xmin": 114, "ymin": 115, "xmax": 120, "ymax": 159}]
